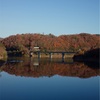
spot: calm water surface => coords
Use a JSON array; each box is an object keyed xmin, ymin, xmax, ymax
[{"xmin": 0, "ymin": 57, "xmax": 100, "ymax": 100}]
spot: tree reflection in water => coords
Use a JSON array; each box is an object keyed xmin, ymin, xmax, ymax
[{"xmin": 0, "ymin": 57, "xmax": 99, "ymax": 78}]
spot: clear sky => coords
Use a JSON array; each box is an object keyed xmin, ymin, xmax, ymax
[{"xmin": 0, "ymin": 0, "xmax": 99, "ymax": 38}]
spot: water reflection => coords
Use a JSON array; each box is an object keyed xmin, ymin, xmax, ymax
[{"xmin": 0, "ymin": 57, "xmax": 99, "ymax": 78}]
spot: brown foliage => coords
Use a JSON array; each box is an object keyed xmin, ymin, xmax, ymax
[{"xmin": 1, "ymin": 33, "xmax": 100, "ymax": 55}]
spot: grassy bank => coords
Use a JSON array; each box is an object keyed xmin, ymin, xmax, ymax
[{"xmin": 0, "ymin": 43, "xmax": 7, "ymax": 60}]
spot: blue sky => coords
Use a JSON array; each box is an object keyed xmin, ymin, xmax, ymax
[{"xmin": 0, "ymin": 0, "xmax": 99, "ymax": 38}]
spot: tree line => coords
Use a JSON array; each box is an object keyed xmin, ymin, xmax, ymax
[{"xmin": 1, "ymin": 33, "xmax": 100, "ymax": 56}]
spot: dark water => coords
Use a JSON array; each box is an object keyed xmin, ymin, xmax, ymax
[{"xmin": 0, "ymin": 57, "xmax": 100, "ymax": 100}]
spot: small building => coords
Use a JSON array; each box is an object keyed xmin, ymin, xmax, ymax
[
  {"xmin": 29, "ymin": 47, "xmax": 40, "ymax": 57},
  {"xmin": 33, "ymin": 47, "xmax": 40, "ymax": 52}
]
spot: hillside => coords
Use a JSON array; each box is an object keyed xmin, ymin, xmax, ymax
[{"xmin": 1, "ymin": 33, "xmax": 100, "ymax": 56}]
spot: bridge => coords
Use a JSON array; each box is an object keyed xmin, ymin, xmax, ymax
[{"xmin": 30, "ymin": 51, "xmax": 76, "ymax": 61}]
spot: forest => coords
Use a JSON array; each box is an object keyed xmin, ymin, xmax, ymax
[{"xmin": 0, "ymin": 33, "xmax": 100, "ymax": 57}]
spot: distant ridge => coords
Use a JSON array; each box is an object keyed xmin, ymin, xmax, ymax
[{"xmin": 0, "ymin": 38, "xmax": 3, "ymax": 41}]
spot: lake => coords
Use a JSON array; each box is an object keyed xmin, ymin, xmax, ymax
[{"xmin": 0, "ymin": 57, "xmax": 100, "ymax": 100}]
